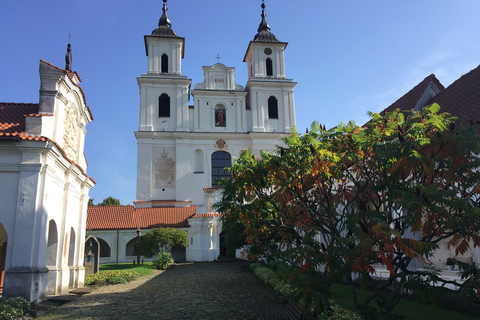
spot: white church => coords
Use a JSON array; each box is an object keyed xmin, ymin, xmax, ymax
[{"xmin": 86, "ymin": 0, "xmax": 296, "ymax": 264}]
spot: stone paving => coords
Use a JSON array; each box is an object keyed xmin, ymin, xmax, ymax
[{"xmin": 36, "ymin": 261, "xmax": 288, "ymax": 320}]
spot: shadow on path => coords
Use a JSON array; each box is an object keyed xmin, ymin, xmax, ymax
[{"xmin": 37, "ymin": 261, "xmax": 288, "ymax": 320}]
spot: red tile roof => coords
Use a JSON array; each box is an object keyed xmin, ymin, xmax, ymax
[
  {"xmin": 0, "ymin": 103, "xmax": 39, "ymax": 137},
  {"xmin": 203, "ymin": 187, "xmax": 221, "ymax": 192},
  {"xmin": 86, "ymin": 205, "xmax": 198, "ymax": 230},
  {"xmin": 192, "ymin": 213, "xmax": 222, "ymax": 218},
  {"xmin": 428, "ymin": 64, "xmax": 480, "ymax": 126},
  {"xmin": 0, "ymin": 102, "xmax": 95, "ymax": 183},
  {"xmin": 381, "ymin": 74, "xmax": 444, "ymax": 115},
  {"xmin": 378, "ymin": 64, "xmax": 480, "ymax": 127}
]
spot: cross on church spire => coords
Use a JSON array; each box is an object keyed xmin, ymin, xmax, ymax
[{"xmin": 215, "ymin": 54, "xmax": 221, "ymax": 63}]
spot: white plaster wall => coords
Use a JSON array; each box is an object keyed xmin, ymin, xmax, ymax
[{"xmin": 0, "ymin": 170, "xmax": 20, "ymax": 271}]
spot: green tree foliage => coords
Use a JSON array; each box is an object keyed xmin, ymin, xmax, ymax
[
  {"xmin": 214, "ymin": 105, "xmax": 480, "ymax": 319},
  {"xmin": 97, "ymin": 196, "xmax": 121, "ymax": 206},
  {"xmin": 88, "ymin": 198, "xmax": 95, "ymax": 206},
  {"xmin": 136, "ymin": 227, "xmax": 188, "ymax": 258}
]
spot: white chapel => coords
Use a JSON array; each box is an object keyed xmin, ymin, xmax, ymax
[{"xmin": 87, "ymin": 0, "xmax": 297, "ymax": 262}]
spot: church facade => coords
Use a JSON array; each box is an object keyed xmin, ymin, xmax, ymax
[
  {"xmin": 0, "ymin": 54, "xmax": 95, "ymax": 301},
  {"xmin": 87, "ymin": 0, "xmax": 297, "ymax": 262}
]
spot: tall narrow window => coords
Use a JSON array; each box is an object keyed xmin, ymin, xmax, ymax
[
  {"xmin": 266, "ymin": 58, "xmax": 273, "ymax": 77},
  {"xmin": 161, "ymin": 54, "xmax": 168, "ymax": 73},
  {"xmin": 211, "ymin": 151, "xmax": 231, "ymax": 187},
  {"xmin": 268, "ymin": 96, "xmax": 278, "ymax": 119},
  {"xmin": 159, "ymin": 93, "xmax": 170, "ymax": 117}
]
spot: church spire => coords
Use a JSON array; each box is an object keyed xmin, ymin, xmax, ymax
[
  {"xmin": 253, "ymin": 1, "xmax": 279, "ymax": 42},
  {"xmin": 151, "ymin": 0, "xmax": 178, "ymax": 37}
]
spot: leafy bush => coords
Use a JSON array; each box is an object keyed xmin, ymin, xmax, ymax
[
  {"xmin": 106, "ymin": 277, "xmax": 128, "ymax": 285},
  {"xmin": 250, "ymin": 263, "xmax": 361, "ymax": 320},
  {"xmin": 84, "ymin": 270, "xmax": 139, "ymax": 285},
  {"xmin": 153, "ymin": 252, "xmax": 174, "ymax": 270},
  {"xmin": 249, "ymin": 263, "xmax": 295, "ymax": 297},
  {"xmin": 319, "ymin": 302, "xmax": 362, "ymax": 320},
  {"xmin": 0, "ymin": 297, "xmax": 30, "ymax": 320}
]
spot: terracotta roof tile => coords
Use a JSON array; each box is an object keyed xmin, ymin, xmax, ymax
[
  {"xmin": 0, "ymin": 103, "xmax": 39, "ymax": 134},
  {"xmin": 86, "ymin": 206, "xmax": 136, "ymax": 230},
  {"xmin": 0, "ymin": 102, "xmax": 95, "ymax": 182},
  {"xmin": 428, "ymin": 64, "xmax": 480, "ymax": 126},
  {"xmin": 203, "ymin": 187, "xmax": 221, "ymax": 192},
  {"xmin": 378, "ymin": 65, "xmax": 480, "ymax": 127},
  {"xmin": 381, "ymin": 74, "xmax": 444, "ymax": 115},
  {"xmin": 192, "ymin": 213, "xmax": 222, "ymax": 218},
  {"xmin": 86, "ymin": 206, "xmax": 198, "ymax": 230}
]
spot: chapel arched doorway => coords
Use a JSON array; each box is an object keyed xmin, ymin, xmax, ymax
[{"xmin": 0, "ymin": 223, "xmax": 7, "ymax": 295}]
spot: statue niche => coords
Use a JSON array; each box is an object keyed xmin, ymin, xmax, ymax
[{"xmin": 215, "ymin": 107, "xmax": 226, "ymax": 127}]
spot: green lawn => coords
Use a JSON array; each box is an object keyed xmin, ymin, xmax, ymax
[
  {"xmin": 99, "ymin": 262, "xmax": 155, "ymax": 276},
  {"xmin": 330, "ymin": 283, "xmax": 479, "ymax": 320}
]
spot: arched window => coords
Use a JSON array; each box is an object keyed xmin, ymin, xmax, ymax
[
  {"xmin": 266, "ymin": 58, "xmax": 273, "ymax": 77},
  {"xmin": 46, "ymin": 220, "xmax": 58, "ymax": 266},
  {"xmin": 211, "ymin": 151, "xmax": 231, "ymax": 187},
  {"xmin": 215, "ymin": 106, "xmax": 226, "ymax": 127},
  {"xmin": 161, "ymin": 54, "xmax": 168, "ymax": 73},
  {"xmin": 268, "ymin": 96, "xmax": 278, "ymax": 119},
  {"xmin": 194, "ymin": 149, "xmax": 204, "ymax": 173},
  {"xmin": 97, "ymin": 238, "xmax": 111, "ymax": 258},
  {"xmin": 159, "ymin": 93, "xmax": 170, "ymax": 117},
  {"xmin": 68, "ymin": 227, "xmax": 75, "ymax": 267}
]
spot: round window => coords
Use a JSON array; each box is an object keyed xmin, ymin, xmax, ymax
[{"xmin": 264, "ymin": 48, "xmax": 272, "ymax": 55}]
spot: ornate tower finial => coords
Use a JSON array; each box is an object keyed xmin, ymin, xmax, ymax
[
  {"xmin": 151, "ymin": 0, "xmax": 178, "ymax": 37},
  {"xmin": 253, "ymin": 0, "xmax": 278, "ymax": 42},
  {"xmin": 158, "ymin": 0, "xmax": 172, "ymax": 28},
  {"xmin": 65, "ymin": 41, "xmax": 72, "ymax": 71},
  {"xmin": 257, "ymin": 0, "xmax": 270, "ymax": 33}
]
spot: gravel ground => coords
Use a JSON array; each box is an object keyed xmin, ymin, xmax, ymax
[{"xmin": 36, "ymin": 261, "xmax": 288, "ymax": 320}]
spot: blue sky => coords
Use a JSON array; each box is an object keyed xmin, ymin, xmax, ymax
[{"xmin": 1, "ymin": 1, "xmax": 480, "ymax": 205}]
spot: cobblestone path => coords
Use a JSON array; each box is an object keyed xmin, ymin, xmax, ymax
[{"xmin": 37, "ymin": 261, "xmax": 288, "ymax": 319}]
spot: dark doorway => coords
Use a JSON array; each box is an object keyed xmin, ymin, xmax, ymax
[{"xmin": 219, "ymin": 231, "xmax": 227, "ymax": 257}]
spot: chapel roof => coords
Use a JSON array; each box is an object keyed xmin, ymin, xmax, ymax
[
  {"xmin": 86, "ymin": 205, "xmax": 198, "ymax": 230},
  {"xmin": 0, "ymin": 102, "xmax": 95, "ymax": 182},
  {"xmin": 151, "ymin": 0, "xmax": 178, "ymax": 38},
  {"xmin": 428, "ymin": 64, "xmax": 480, "ymax": 126},
  {"xmin": 378, "ymin": 64, "xmax": 480, "ymax": 127},
  {"xmin": 380, "ymin": 74, "xmax": 444, "ymax": 116},
  {"xmin": 253, "ymin": 2, "xmax": 279, "ymax": 42},
  {"xmin": 0, "ymin": 102, "xmax": 41, "ymax": 139}
]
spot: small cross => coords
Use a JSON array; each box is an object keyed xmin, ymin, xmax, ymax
[
  {"xmin": 68, "ymin": 31, "xmax": 71, "ymax": 44},
  {"xmin": 215, "ymin": 54, "xmax": 221, "ymax": 63}
]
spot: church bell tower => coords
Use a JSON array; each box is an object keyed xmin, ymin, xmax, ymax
[{"xmin": 244, "ymin": 2, "xmax": 296, "ymax": 133}]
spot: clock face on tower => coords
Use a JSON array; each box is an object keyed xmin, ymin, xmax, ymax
[{"xmin": 264, "ymin": 48, "xmax": 272, "ymax": 55}]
